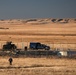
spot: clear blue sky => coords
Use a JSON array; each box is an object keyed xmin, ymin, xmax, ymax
[{"xmin": 0, "ymin": 0, "xmax": 76, "ymax": 19}]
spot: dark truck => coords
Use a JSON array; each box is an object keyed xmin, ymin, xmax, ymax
[
  {"xmin": 29, "ymin": 42, "xmax": 50, "ymax": 50},
  {"xmin": 3, "ymin": 41, "xmax": 17, "ymax": 50}
]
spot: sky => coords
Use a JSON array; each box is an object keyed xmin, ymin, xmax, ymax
[{"xmin": 0, "ymin": 0, "xmax": 76, "ymax": 19}]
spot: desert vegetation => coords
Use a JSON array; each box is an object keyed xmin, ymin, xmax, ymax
[
  {"xmin": 0, "ymin": 18, "xmax": 76, "ymax": 49},
  {"xmin": 0, "ymin": 18, "xmax": 76, "ymax": 75},
  {"xmin": 0, "ymin": 57, "xmax": 76, "ymax": 75}
]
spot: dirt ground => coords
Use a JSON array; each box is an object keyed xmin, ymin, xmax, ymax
[
  {"xmin": 0, "ymin": 19, "xmax": 76, "ymax": 49},
  {"xmin": 0, "ymin": 57, "xmax": 76, "ymax": 75},
  {"xmin": 0, "ymin": 19, "xmax": 76, "ymax": 75}
]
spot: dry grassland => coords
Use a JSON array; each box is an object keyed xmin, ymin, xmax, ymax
[
  {"xmin": 0, "ymin": 57, "xmax": 76, "ymax": 75},
  {"xmin": 0, "ymin": 19, "xmax": 76, "ymax": 49},
  {"xmin": 0, "ymin": 19, "xmax": 76, "ymax": 75}
]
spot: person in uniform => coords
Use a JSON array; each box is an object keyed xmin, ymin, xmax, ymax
[{"xmin": 8, "ymin": 57, "xmax": 13, "ymax": 65}]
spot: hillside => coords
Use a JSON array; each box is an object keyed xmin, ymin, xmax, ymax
[{"xmin": 0, "ymin": 18, "xmax": 76, "ymax": 25}]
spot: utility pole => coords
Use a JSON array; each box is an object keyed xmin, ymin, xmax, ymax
[{"xmin": 22, "ymin": 38, "xmax": 24, "ymax": 50}]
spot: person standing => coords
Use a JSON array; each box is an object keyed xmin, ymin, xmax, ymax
[{"xmin": 8, "ymin": 57, "xmax": 13, "ymax": 65}]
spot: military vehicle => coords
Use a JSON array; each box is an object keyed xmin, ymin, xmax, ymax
[{"xmin": 3, "ymin": 41, "xmax": 17, "ymax": 50}]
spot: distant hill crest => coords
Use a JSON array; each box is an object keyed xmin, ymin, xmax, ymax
[{"xmin": 0, "ymin": 18, "xmax": 76, "ymax": 25}]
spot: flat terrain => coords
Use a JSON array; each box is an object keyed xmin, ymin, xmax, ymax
[
  {"xmin": 0, "ymin": 57, "xmax": 76, "ymax": 75},
  {"xmin": 0, "ymin": 18, "xmax": 76, "ymax": 75},
  {"xmin": 0, "ymin": 18, "xmax": 76, "ymax": 49}
]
